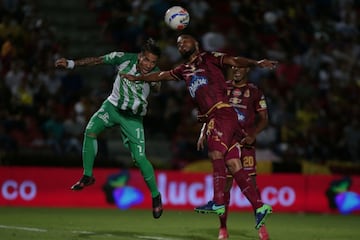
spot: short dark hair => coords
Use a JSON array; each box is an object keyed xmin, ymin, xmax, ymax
[{"xmin": 141, "ymin": 38, "xmax": 161, "ymax": 58}]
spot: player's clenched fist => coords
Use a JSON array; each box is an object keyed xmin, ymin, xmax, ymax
[{"xmin": 55, "ymin": 58, "xmax": 75, "ymax": 69}]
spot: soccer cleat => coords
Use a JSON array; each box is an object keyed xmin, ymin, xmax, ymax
[
  {"xmin": 258, "ymin": 225, "xmax": 270, "ymax": 240},
  {"xmin": 218, "ymin": 227, "xmax": 229, "ymax": 240},
  {"xmin": 255, "ymin": 204, "xmax": 272, "ymax": 230},
  {"xmin": 152, "ymin": 193, "xmax": 163, "ymax": 219},
  {"xmin": 194, "ymin": 201, "xmax": 225, "ymax": 216},
  {"xmin": 71, "ymin": 175, "xmax": 95, "ymax": 190}
]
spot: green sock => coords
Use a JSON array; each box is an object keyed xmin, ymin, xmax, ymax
[
  {"xmin": 82, "ymin": 135, "xmax": 98, "ymax": 176},
  {"xmin": 138, "ymin": 158, "xmax": 159, "ymax": 198}
]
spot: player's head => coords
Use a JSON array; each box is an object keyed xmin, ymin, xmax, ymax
[
  {"xmin": 138, "ymin": 38, "xmax": 161, "ymax": 74},
  {"xmin": 176, "ymin": 34, "xmax": 199, "ymax": 60},
  {"xmin": 232, "ymin": 66, "xmax": 250, "ymax": 84}
]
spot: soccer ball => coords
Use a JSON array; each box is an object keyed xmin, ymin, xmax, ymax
[{"xmin": 164, "ymin": 6, "xmax": 190, "ymax": 30}]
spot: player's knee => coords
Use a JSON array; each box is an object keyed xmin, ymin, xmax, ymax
[
  {"xmin": 208, "ymin": 151, "xmax": 223, "ymax": 160},
  {"xmin": 84, "ymin": 128, "xmax": 97, "ymax": 138},
  {"xmin": 132, "ymin": 155, "xmax": 148, "ymax": 166},
  {"xmin": 84, "ymin": 129, "xmax": 97, "ymax": 138},
  {"xmin": 225, "ymin": 158, "xmax": 242, "ymax": 174}
]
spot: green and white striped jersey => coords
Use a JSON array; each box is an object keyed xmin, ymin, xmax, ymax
[{"xmin": 103, "ymin": 52, "xmax": 159, "ymax": 116}]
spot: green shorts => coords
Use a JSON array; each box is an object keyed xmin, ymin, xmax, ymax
[{"xmin": 85, "ymin": 100, "xmax": 146, "ymax": 159}]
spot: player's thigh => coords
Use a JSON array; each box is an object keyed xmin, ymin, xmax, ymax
[
  {"xmin": 207, "ymin": 108, "xmax": 239, "ymax": 155},
  {"xmin": 118, "ymin": 113, "xmax": 146, "ymax": 158},
  {"xmin": 85, "ymin": 101, "xmax": 118, "ymax": 136},
  {"xmin": 241, "ymin": 147, "xmax": 257, "ymax": 175}
]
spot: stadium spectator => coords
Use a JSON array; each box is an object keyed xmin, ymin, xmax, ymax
[{"xmin": 0, "ymin": 0, "xmax": 360, "ymax": 174}]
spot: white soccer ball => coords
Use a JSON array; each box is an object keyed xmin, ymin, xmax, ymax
[{"xmin": 164, "ymin": 6, "xmax": 190, "ymax": 30}]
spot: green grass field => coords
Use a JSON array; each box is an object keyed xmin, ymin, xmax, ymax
[{"xmin": 0, "ymin": 207, "xmax": 359, "ymax": 240}]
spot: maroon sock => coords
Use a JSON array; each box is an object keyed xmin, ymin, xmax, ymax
[
  {"xmin": 233, "ymin": 169, "xmax": 263, "ymax": 209},
  {"xmin": 212, "ymin": 158, "xmax": 226, "ymax": 205},
  {"xmin": 256, "ymin": 187, "xmax": 262, "ymax": 200},
  {"xmin": 219, "ymin": 191, "xmax": 230, "ymax": 228}
]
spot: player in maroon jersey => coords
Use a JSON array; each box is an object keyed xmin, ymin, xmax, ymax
[
  {"xmin": 197, "ymin": 66, "xmax": 270, "ymax": 240},
  {"xmin": 122, "ymin": 34, "xmax": 277, "ymax": 230}
]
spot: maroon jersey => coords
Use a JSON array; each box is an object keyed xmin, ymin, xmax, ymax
[
  {"xmin": 170, "ymin": 52, "xmax": 229, "ymax": 115},
  {"xmin": 226, "ymin": 81, "xmax": 268, "ymax": 134}
]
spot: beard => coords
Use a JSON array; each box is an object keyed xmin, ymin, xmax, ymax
[{"xmin": 180, "ymin": 47, "xmax": 196, "ymax": 60}]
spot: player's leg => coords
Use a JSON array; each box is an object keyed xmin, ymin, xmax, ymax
[
  {"xmin": 242, "ymin": 146, "xmax": 270, "ymax": 240},
  {"xmin": 226, "ymin": 145, "xmax": 272, "ymax": 229},
  {"xmin": 218, "ymin": 174, "xmax": 232, "ymax": 240},
  {"xmin": 118, "ymin": 111, "xmax": 162, "ymax": 218},
  {"xmin": 194, "ymin": 118, "xmax": 227, "ymax": 215},
  {"xmin": 251, "ymin": 173, "xmax": 269, "ymax": 239},
  {"xmin": 71, "ymin": 101, "xmax": 113, "ymax": 190},
  {"xmin": 194, "ymin": 149, "xmax": 227, "ymax": 215}
]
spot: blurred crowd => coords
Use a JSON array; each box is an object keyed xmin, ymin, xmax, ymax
[{"xmin": 1, "ymin": 0, "xmax": 360, "ymax": 168}]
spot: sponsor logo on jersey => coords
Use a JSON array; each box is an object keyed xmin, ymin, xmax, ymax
[
  {"xmin": 188, "ymin": 76, "xmax": 208, "ymax": 98},
  {"xmin": 98, "ymin": 109, "xmax": 110, "ymax": 124},
  {"xmin": 234, "ymin": 108, "xmax": 246, "ymax": 122},
  {"xmin": 230, "ymin": 97, "xmax": 242, "ymax": 105}
]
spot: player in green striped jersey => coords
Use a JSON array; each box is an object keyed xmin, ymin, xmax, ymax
[{"xmin": 55, "ymin": 39, "xmax": 163, "ymax": 218}]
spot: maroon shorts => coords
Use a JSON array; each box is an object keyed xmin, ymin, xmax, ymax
[
  {"xmin": 206, "ymin": 107, "xmax": 239, "ymax": 155},
  {"xmin": 225, "ymin": 145, "xmax": 257, "ymax": 176}
]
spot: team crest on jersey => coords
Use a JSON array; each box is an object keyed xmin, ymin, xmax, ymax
[
  {"xmin": 188, "ymin": 76, "xmax": 208, "ymax": 98},
  {"xmin": 232, "ymin": 89, "xmax": 242, "ymax": 97}
]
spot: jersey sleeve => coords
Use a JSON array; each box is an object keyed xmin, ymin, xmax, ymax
[
  {"xmin": 103, "ymin": 52, "xmax": 135, "ymax": 65},
  {"xmin": 210, "ymin": 52, "xmax": 227, "ymax": 68},
  {"xmin": 256, "ymin": 88, "xmax": 268, "ymax": 112}
]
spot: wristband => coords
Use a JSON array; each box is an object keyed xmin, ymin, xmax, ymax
[{"xmin": 66, "ymin": 60, "xmax": 75, "ymax": 69}]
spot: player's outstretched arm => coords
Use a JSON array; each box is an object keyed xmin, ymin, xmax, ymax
[
  {"xmin": 121, "ymin": 71, "xmax": 174, "ymax": 82},
  {"xmin": 223, "ymin": 56, "xmax": 278, "ymax": 70},
  {"xmin": 54, "ymin": 56, "xmax": 104, "ymax": 69}
]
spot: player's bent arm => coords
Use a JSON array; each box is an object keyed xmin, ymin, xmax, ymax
[
  {"xmin": 241, "ymin": 111, "xmax": 269, "ymax": 146},
  {"xmin": 197, "ymin": 123, "xmax": 207, "ymax": 151},
  {"xmin": 254, "ymin": 110, "xmax": 268, "ymax": 136}
]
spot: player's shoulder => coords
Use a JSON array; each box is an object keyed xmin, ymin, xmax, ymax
[
  {"xmin": 247, "ymin": 82, "xmax": 260, "ymax": 90},
  {"xmin": 226, "ymin": 79, "xmax": 233, "ymax": 87},
  {"xmin": 206, "ymin": 51, "xmax": 227, "ymax": 59},
  {"xmin": 247, "ymin": 82, "xmax": 266, "ymax": 96},
  {"xmin": 104, "ymin": 51, "xmax": 135, "ymax": 59}
]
